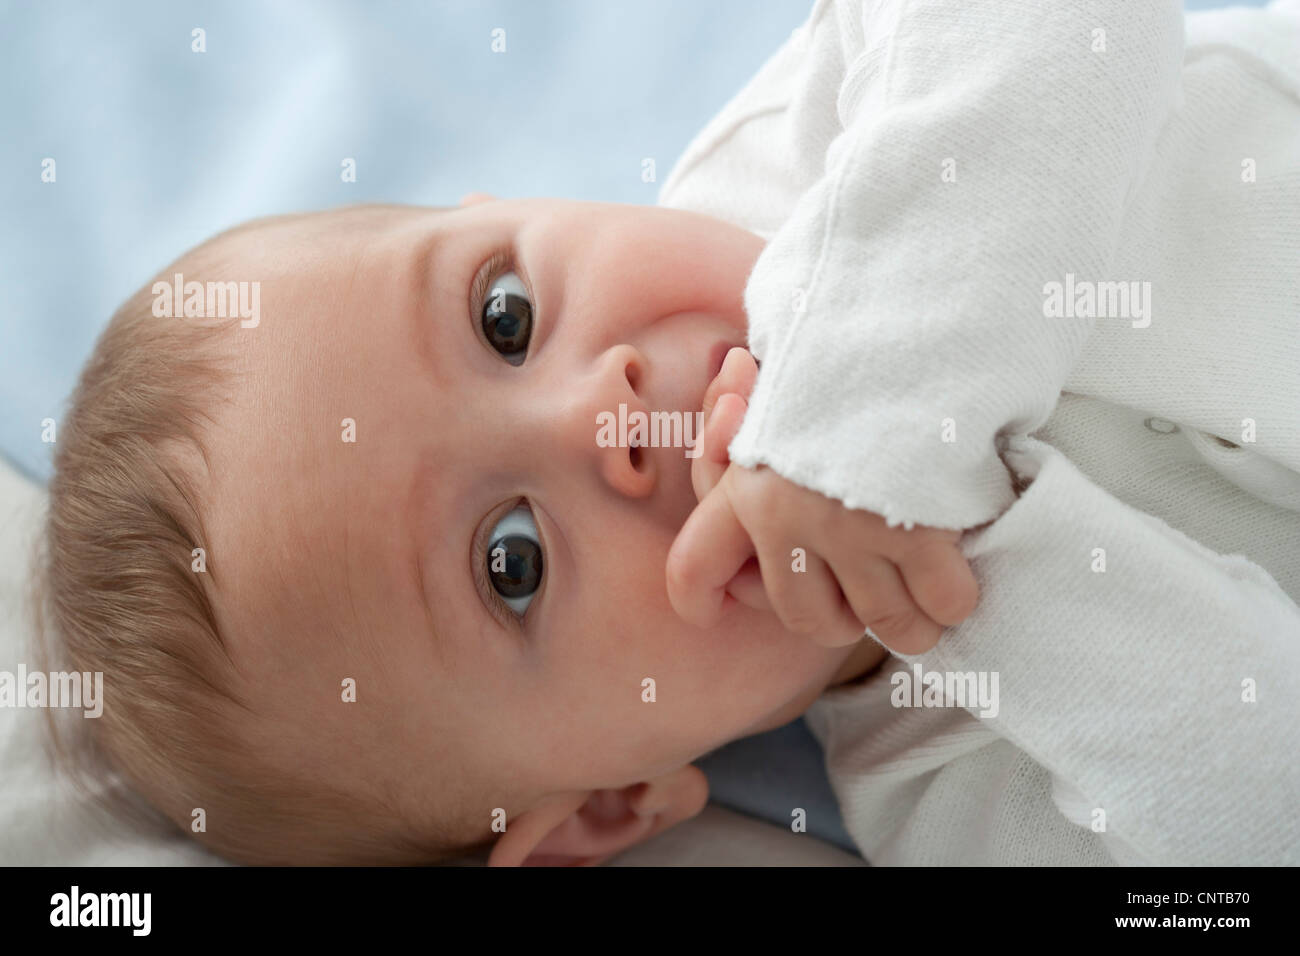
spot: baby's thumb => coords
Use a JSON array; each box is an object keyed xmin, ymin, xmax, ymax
[{"xmin": 902, "ymin": 543, "xmax": 980, "ymax": 628}]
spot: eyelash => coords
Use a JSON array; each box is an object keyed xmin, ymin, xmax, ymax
[
  {"xmin": 473, "ymin": 498, "xmax": 544, "ymax": 630},
  {"xmin": 468, "ymin": 249, "xmax": 544, "ymax": 628},
  {"xmin": 470, "ymin": 247, "xmax": 534, "ymax": 359}
]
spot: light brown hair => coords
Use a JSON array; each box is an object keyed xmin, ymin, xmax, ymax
[{"xmin": 32, "ymin": 213, "xmax": 494, "ymax": 865}]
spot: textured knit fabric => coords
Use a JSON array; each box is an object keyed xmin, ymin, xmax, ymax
[{"xmin": 659, "ymin": 0, "xmax": 1300, "ymax": 864}]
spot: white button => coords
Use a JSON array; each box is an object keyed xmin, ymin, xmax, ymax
[{"xmin": 1143, "ymin": 417, "xmax": 1180, "ymax": 434}]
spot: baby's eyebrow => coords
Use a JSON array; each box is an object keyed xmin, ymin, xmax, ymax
[
  {"xmin": 406, "ymin": 441, "xmax": 452, "ymax": 669},
  {"xmin": 412, "ymin": 546, "xmax": 446, "ymax": 666},
  {"xmin": 407, "ymin": 230, "xmax": 450, "ymax": 381}
]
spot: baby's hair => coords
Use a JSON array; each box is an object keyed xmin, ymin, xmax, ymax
[{"xmin": 31, "ymin": 210, "xmax": 494, "ymax": 865}]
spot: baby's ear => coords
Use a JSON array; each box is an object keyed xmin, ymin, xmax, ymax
[
  {"xmin": 487, "ymin": 765, "xmax": 709, "ymax": 867},
  {"xmin": 458, "ymin": 192, "xmax": 498, "ymax": 207}
]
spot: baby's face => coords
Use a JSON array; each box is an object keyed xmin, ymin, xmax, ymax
[{"xmin": 199, "ymin": 199, "xmax": 869, "ymax": 834}]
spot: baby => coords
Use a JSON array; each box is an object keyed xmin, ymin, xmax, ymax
[
  {"xmin": 39, "ymin": 0, "xmax": 1300, "ymax": 866},
  {"xmin": 41, "ymin": 197, "xmax": 962, "ymax": 865}
]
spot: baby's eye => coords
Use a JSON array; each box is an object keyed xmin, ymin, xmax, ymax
[
  {"xmin": 481, "ymin": 271, "xmax": 532, "ymax": 366},
  {"xmin": 487, "ymin": 504, "xmax": 543, "ymax": 615}
]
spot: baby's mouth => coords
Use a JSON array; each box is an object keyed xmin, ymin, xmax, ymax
[{"xmin": 706, "ymin": 341, "xmax": 732, "ymax": 385}]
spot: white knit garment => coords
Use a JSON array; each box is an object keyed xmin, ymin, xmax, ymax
[{"xmin": 659, "ymin": 0, "xmax": 1300, "ymax": 864}]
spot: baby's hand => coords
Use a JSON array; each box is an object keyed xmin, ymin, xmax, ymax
[{"xmin": 668, "ymin": 350, "xmax": 979, "ymax": 654}]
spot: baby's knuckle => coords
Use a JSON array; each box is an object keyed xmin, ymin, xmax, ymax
[
  {"xmin": 898, "ymin": 533, "xmax": 947, "ymax": 564},
  {"xmin": 813, "ymin": 496, "xmax": 845, "ymax": 537},
  {"xmin": 732, "ymin": 472, "xmax": 774, "ymax": 519},
  {"xmin": 664, "ymin": 546, "xmax": 697, "ymax": 594},
  {"xmin": 770, "ymin": 584, "xmax": 820, "ymax": 634},
  {"xmin": 779, "ymin": 606, "xmax": 824, "ymax": 635},
  {"xmin": 865, "ymin": 606, "xmax": 918, "ymax": 640},
  {"xmin": 752, "ymin": 467, "xmax": 784, "ymax": 495},
  {"xmin": 944, "ymin": 580, "xmax": 980, "ymax": 621}
]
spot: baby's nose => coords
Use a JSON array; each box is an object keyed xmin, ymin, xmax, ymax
[{"xmin": 579, "ymin": 345, "xmax": 656, "ymax": 499}]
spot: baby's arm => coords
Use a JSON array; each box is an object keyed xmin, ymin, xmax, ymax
[
  {"xmin": 729, "ymin": 0, "xmax": 1185, "ymax": 532},
  {"xmin": 914, "ymin": 436, "xmax": 1300, "ymax": 864}
]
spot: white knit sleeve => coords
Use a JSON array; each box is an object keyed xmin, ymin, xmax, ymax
[
  {"xmin": 729, "ymin": 0, "xmax": 1186, "ymax": 530},
  {"xmin": 903, "ymin": 436, "xmax": 1300, "ymax": 865}
]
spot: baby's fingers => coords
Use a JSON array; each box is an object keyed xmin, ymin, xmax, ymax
[
  {"xmin": 691, "ymin": 393, "xmax": 746, "ymax": 502},
  {"xmin": 700, "ymin": 347, "xmax": 758, "ymax": 424},
  {"xmin": 725, "ymin": 557, "xmax": 772, "ymax": 614},
  {"xmin": 758, "ymin": 541, "xmax": 864, "ymax": 647},
  {"xmin": 898, "ymin": 539, "xmax": 980, "ymax": 627},
  {"xmin": 830, "ymin": 553, "xmax": 944, "ymax": 655},
  {"xmin": 666, "ymin": 486, "xmax": 754, "ymax": 628}
]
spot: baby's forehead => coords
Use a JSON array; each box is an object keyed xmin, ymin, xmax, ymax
[
  {"xmin": 201, "ymin": 204, "xmax": 446, "ymax": 269},
  {"xmin": 191, "ymin": 201, "xmax": 473, "ymax": 637}
]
